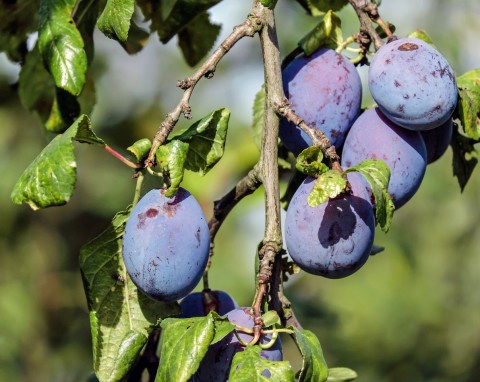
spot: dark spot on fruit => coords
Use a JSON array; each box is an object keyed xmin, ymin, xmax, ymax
[
  {"xmin": 398, "ymin": 42, "xmax": 418, "ymax": 51},
  {"xmin": 394, "ymin": 80, "xmax": 401, "ymax": 87},
  {"xmin": 137, "ymin": 212, "xmax": 146, "ymax": 229},
  {"xmin": 397, "ymin": 104, "xmax": 405, "ymax": 113},
  {"xmin": 385, "ymin": 58, "xmax": 391, "ymax": 65},
  {"xmin": 403, "ymin": 94, "xmax": 410, "ymax": 99},
  {"xmin": 195, "ymin": 227, "xmax": 201, "ymax": 247},
  {"xmin": 146, "ymin": 208, "xmax": 158, "ymax": 218}
]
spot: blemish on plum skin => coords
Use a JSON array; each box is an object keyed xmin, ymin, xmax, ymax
[
  {"xmin": 398, "ymin": 42, "xmax": 418, "ymax": 51},
  {"xmin": 146, "ymin": 208, "xmax": 158, "ymax": 218},
  {"xmin": 394, "ymin": 80, "xmax": 401, "ymax": 88}
]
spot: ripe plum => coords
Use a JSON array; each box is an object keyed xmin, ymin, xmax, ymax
[
  {"xmin": 369, "ymin": 37, "xmax": 457, "ymax": 130},
  {"xmin": 179, "ymin": 290, "xmax": 238, "ymax": 318},
  {"xmin": 122, "ymin": 188, "xmax": 210, "ymax": 302},
  {"xmin": 285, "ymin": 173, "xmax": 375, "ymax": 279},
  {"xmin": 341, "ymin": 108, "xmax": 427, "ymax": 209},
  {"xmin": 191, "ymin": 307, "xmax": 282, "ymax": 381},
  {"xmin": 420, "ymin": 118, "xmax": 453, "ymax": 164},
  {"xmin": 280, "ymin": 48, "xmax": 362, "ymax": 155}
]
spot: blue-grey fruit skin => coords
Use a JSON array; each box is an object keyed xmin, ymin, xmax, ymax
[
  {"xmin": 122, "ymin": 188, "xmax": 210, "ymax": 302},
  {"xmin": 341, "ymin": 108, "xmax": 427, "ymax": 209},
  {"xmin": 179, "ymin": 290, "xmax": 239, "ymax": 318},
  {"xmin": 280, "ymin": 48, "xmax": 362, "ymax": 155},
  {"xmin": 285, "ymin": 173, "xmax": 375, "ymax": 279},
  {"xmin": 191, "ymin": 307, "xmax": 282, "ymax": 382},
  {"xmin": 421, "ymin": 118, "xmax": 453, "ymax": 164},
  {"xmin": 369, "ymin": 37, "xmax": 457, "ymax": 131}
]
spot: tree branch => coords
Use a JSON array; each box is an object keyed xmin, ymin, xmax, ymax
[
  {"xmin": 145, "ymin": 14, "xmax": 263, "ymax": 167},
  {"xmin": 251, "ymin": 1, "xmax": 284, "ymax": 334}
]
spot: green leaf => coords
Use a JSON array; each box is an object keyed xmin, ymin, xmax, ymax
[
  {"xmin": 407, "ymin": 29, "xmax": 434, "ymax": 45},
  {"xmin": 292, "ymin": 327, "xmax": 328, "ymax": 382},
  {"xmin": 178, "ymin": 11, "xmax": 221, "ymax": 66},
  {"xmin": 156, "ymin": 140, "xmax": 189, "ymax": 197},
  {"xmin": 307, "ymin": 170, "xmax": 347, "ymax": 207},
  {"xmin": 38, "ymin": 0, "xmax": 88, "ymax": 96},
  {"xmin": 345, "ymin": 159, "xmax": 395, "ymax": 232},
  {"xmin": 80, "ymin": 209, "xmax": 179, "ymax": 382},
  {"xmin": 451, "ymin": 126, "xmax": 479, "ymax": 191},
  {"xmin": 456, "ymin": 68, "xmax": 480, "ymax": 140},
  {"xmin": 151, "ymin": 0, "xmax": 222, "ymax": 44},
  {"xmin": 120, "ymin": 21, "xmax": 150, "ymax": 54},
  {"xmin": 171, "ymin": 108, "xmax": 230, "ymax": 175},
  {"xmin": 11, "ymin": 115, "xmax": 104, "ymax": 210},
  {"xmin": 210, "ymin": 312, "xmax": 236, "ymax": 345},
  {"xmin": 229, "ymin": 345, "xmax": 295, "ymax": 381},
  {"xmin": 74, "ymin": 0, "xmax": 104, "ymax": 63},
  {"xmin": 98, "ymin": 0, "xmax": 135, "ymax": 42},
  {"xmin": 156, "ymin": 315, "xmax": 216, "ymax": 382},
  {"xmin": 18, "ymin": 45, "xmax": 81, "ymax": 133},
  {"xmin": 252, "ymin": 85, "xmax": 265, "ymax": 150},
  {"xmin": 296, "ymin": 146, "xmax": 329, "ymax": 177},
  {"xmin": 326, "ymin": 367, "xmax": 358, "ymax": 381},
  {"xmin": 128, "ymin": 138, "xmax": 152, "ymax": 161},
  {"xmin": 299, "ymin": 10, "xmax": 343, "ymax": 55},
  {"xmin": 261, "ymin": 311, "xmax": 281, "ymax": 327},
  {"xmin": 0, "ymin": 0, "xmax": 38, "ymax": 62},
  {"xmin": 295, "ymin": 0, "xmax": 349, "ymax": 17}
]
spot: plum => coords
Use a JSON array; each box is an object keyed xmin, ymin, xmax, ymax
[
  {"xmin": 280, "ymin": 48, "xmax": 362, "ymax": 155},
  {"xmin": 179, "ymin": 290, "xmax": 239, "ymax": 318},
  {"xmin": 122, "ymin": 188, "xmax": 210, "ymax": 302},
  {"xmin": 191, "ymin": 307, "xmax": 282, "ymax": 381},
  {"xmin": 341, "ymin": 108, "xmax": 427, "ymax": 209},
  {"xmin": 369, "ymin": 37, "xmax": 457, "ymax": 130},
  {"xmin": 285, "ymin": 172, "xmax": 375, "ymax": 279},
  {"xmin": 420, "ymin": 118, "xmax": 453, "ymax": 164}
]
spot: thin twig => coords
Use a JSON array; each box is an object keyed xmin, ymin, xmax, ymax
[
  {"xmin": 144, "ymin": 15, "xmax": 263, "ymax": 167},
  {"xmin": 274, "ymin": 100, "xmax": 342, "ymax": 171}
]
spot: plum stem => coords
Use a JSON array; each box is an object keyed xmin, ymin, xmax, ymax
[
  {"xmin": 144, "ymin": 12, "xmax": 263, "ymax": 168},
  {"xmin": 103, "ymin": 145, "xmax": 142, "ymax": 169},
  {"xmin": 132, "ymin": 172, "xmax": 145, "ymax": 207}
]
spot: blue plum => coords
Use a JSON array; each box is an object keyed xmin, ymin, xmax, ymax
[
  {"xmin": 285, "ymin": 173, "xmax": 375, "ymax": 279},
  {"xmin": 280, "ymin": 48, "xmax": 362, "ymax": 155},
  {"xmin": 369, "ymin": 37, "xmax": 458, "ymax": 131},
  {"xmin": 191, "ymin": 307, "xmax": 282, "ymax": 382},
  {"xmin": 420, "ymin": 118, "xmax": 453, "ymax": 164},
  {"xmin": 341, "ymin": 108, "xmax": 427, "ymax": 209},
  {"xmin": 179, "ymin": 290, "xmax": 239, "ymax": 318},
  {"xmin": 122, "ymin": 188, "xmax": 210, "ymax": 302}
]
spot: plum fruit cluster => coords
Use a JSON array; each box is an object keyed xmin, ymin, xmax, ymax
[
  {"xmin": 122, "ymin": 188, "xmax": 210, "ymax": 302},
  {"xmin": 282, "ymin": 38, "xmax": 457, "ymax": 278},
  {"xmin": 190, "ymin": 307, "xmax": 283, "ymax": 382}
]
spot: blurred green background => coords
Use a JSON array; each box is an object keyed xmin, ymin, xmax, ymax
[{"xmin": 1, "ymin": 1, "xmax": 480, "ymax": 381}]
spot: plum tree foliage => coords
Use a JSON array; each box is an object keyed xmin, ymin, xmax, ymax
[{"xmin": 5, "ymin": 0, "xmax": 480, "ymax": 381}]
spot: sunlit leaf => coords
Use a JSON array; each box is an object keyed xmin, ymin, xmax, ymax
[
  {"xmin": 326, "ymin": 367, "xmax": 358, "ymax": 381},
  {"xmin": 456, "ymin": 68, "xmax": 480, "ymax": 140},
  {"xmin": 292, "ymin": 327, "xmax": 328, "ymax": 382},
  {"xmin": 307, "ymin": 170, "xmax": 347, "ymax": 207},
  {"xmin": 345, "ymin": 159, "xmax": 395, "ymax": 232},
  {"xmin": 156, "ymin": 315, "xmax": 215, "ymax": 382},
  {"xmin": 299, "ymin": 10, "xmax": 343, "ymax": 55},
  {"xmin": 38, "ymin": 0, "xmax": 88, "ymax": 95},
  {"xmin": 156, "ymin": 140, "xmax": 189, "ymax": 197},
  {"xmin": 229, "ymin": 345, "xmax": 295, "ymax": 381},
  {"xmin": 98, "ymin": 0, "xmax": 135, "ymax": 42}
]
